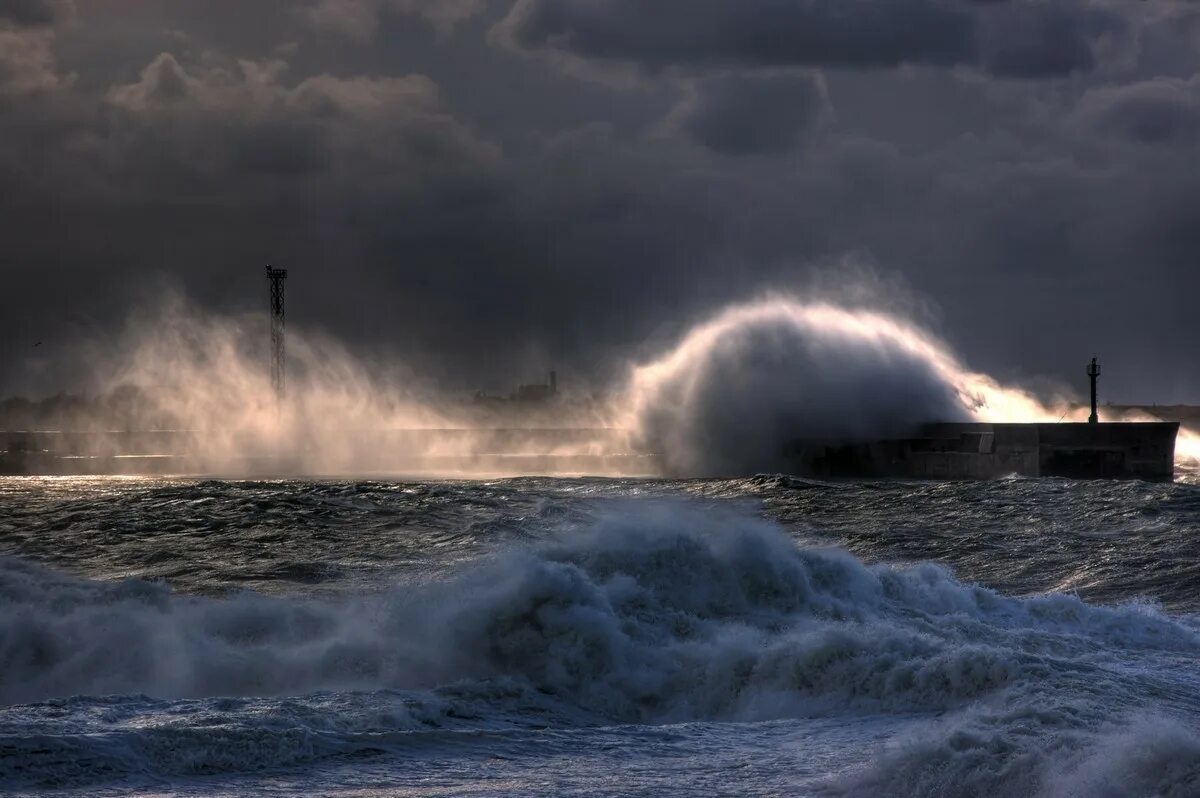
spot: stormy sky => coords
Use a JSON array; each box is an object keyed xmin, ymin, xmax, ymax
[{"xmin": 2, "ymin": 0, "xmax": 1198, "ymax": 402}]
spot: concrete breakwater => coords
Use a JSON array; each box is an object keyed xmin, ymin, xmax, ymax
[
  {"xmin": 784, "ymin": 422, "xmax": 1179, "ymax": 481},
  {"xmin": 0, "ymin": 428, "xmax": 654, "ymax": 477},
  {"xmin": 0, "ymin": 422, "xmax": 1181, "ymax": 480}
]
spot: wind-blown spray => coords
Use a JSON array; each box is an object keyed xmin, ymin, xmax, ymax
[
  {"xmin": 621, "ymin": 297, "xmax": 1184, "ymax": 477},
  {"xmin": 51, "ymin": 296, "xmax": 619, "ymax": 475},
  {"xmin": 21, "ymin": 292, "xmax": 1196, "ymax": 478},
  {"xmin": 94, "ymin": 299, "xmax": 444, "ymax": 472}
]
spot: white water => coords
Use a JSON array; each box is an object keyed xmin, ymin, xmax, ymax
[
  {"xmin": 3, "ymin": 498, "xmax": 1200, "ymax": 795},
  {"xmin": 16, "ymin": 293, "xmax": 1197, "ymax": 479},
  {"xmin": 624, "ymin": 297, "xmax": 1198, "ymax": 475}
]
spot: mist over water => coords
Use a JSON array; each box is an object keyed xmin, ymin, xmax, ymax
[
  {"xmin": 7, "ymin": 291, "xmax": 1197, "ymax": 476},
  {"xmin": 80, "ymin": 299, "xmax": 447, "ymax": 465},
  {"xmin": 19, "ymin": 299, "xmax": 621, "ymax": 474}
]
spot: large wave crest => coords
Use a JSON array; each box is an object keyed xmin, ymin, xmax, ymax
[
  {"xmin": 4, "ymin": 503, "xmax": 1200, "ymax": 794},
  {"xmin": 2, "ymin": 503, "xmax": 1193, "ymax": 712}
]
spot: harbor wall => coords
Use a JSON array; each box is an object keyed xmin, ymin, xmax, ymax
[
  {"xmin": 0, "ymin": 422, "xmax": 1180, "ymax": 480},
  {"xmin": 0, "ymin": 428, "xmax": 647, "ymax": 476},
  {"xmin": 786, "ymin": 422, "xmax": 1178, "ymax": 481}
]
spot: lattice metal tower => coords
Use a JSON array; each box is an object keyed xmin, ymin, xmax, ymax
[
  {"xmin": 1087, "ymin": 356, "xmax": 1100, "ymax": 424},
  {"xmin": 266, "ymin": 265, "xmax": 288, "ymax": 399}
]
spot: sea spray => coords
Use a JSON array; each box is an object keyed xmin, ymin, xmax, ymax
[
  {"xmin": 5, "ymin": 493, "xmax": 1200, "ymax": 794},
  {"xmin": 621, "ymin": 299, "xmax": 971, "ymax": 475},
  {"xmin": 14, "ymin": 292, "xmax": 1199, "ymax": 478},
  {"xmin": 621, "ymin": 296, "xmax": 1196, "ymax": 476},
  {"xmin": 2, "ymin": 502, "xmax": 1195, "ymax": 712},
  {"xmin": 831, "ymin": 710, "xmax": 1200, "ymax": 798},
  {"xmin": 22, "ymin": 295, "xmax": 619, "ymax": 474}
]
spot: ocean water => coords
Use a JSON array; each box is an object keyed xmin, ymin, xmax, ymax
[{"xmin": 2, "ymin": 474, "xmax": 1200, "ymax": 796}]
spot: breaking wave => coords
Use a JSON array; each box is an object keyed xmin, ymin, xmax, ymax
[
  {"xmin": 3, "ymin": 502, "xmax": 1200, "ymax": 793},
  {"xmin": 622, "ymin": 297, "xmax": 1184, "ymax": 477},
  {"xmin": 833, "ymin": 712, "xmax": 1200, "ymax": 798},
  {"xmin": 0, "ymin": 503, "xmax": 1194, "ymax": 707}
]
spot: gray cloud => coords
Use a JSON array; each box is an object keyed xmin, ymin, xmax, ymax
[
  {"xmin": 496, "ymin": 0, "xmax": 1125, "ymax": 79},
  {"xmin": 0, "ymin": 0, "xmax": 56, "ymax": 27},
  {"xmin": 497, "ymin": 0, "xmax": 974, "ymax": 72},
  {"xmin": 0, "ymin": 8, "xmax": 71, "ymax": 95},
  {"xmin": 1077, "ymin": 75, "xmax": 1200, "ymax": 146},
  {"xmin": 95, "ymin": 53, "xmax": 499, "ymax": 195},
  {"xmin": 308, "ymin": 0, "xmax": 486, "ymax": 39},
  {"xmin": 1, "ymin": 0, "xmax": 1199, "ymax": 405},
  {"xmin": 979, "ymin": 1, "xmax": 1127, "ymax": 78},
  {"xmin": 671, "ymin": 72, "xmax": 828, "ymax": 155}
]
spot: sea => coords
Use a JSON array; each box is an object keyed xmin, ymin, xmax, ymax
[{"xmin": 2, "ymin": 473, "xmax": 1200, "ymax": 796}]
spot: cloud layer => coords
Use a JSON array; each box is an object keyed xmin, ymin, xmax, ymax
[
  {"xmin": 1, "ymin": 1, "xmax": 1198, "ymax": 403},
  {"xmin": 497, "ymin": 0, "xmax": 1126, "ymax": 77}
]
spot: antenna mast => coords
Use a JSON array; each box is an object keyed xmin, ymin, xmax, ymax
[
  {"xmin": 1087, "ymin": 356, "xmax": 1100, "ymax": 424},
  {"xmin": 266, "ymin": 265, "xmax": 288, "ymax": 399}
]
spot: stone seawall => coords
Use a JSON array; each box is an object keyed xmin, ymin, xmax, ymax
[{"xmin": 786, "ymin": 422, "xmax": 1179, "ymax": 481}]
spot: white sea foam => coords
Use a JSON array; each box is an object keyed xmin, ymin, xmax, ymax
[
  {"xmin": 1, "ymin": 502, "xmax": 1194, "ymax": 714},
  {"xmin": 4, "ymin": 502, "xmax": 1200, "ymax": 793},
  {"xmin": 832, "ymin": 710, "xmax": 1200, "ymax": 798},
  {"xmin": 1043, "ymin": 716, "xmax": 1200, "ymax": 798}
]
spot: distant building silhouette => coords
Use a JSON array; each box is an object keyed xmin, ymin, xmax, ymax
[{"xmin": 473, "ymin": 370, "xmax": 560, "ymax": 404}]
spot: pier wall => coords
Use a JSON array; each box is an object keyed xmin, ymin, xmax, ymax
[
  {"xmin": 787, "ymin": 422, "xmax": 1178, "ymax": 481},
  {"xmin": 1, "ymin": 423, "xmax": 1180, "ymax": 480},
  {"xmin": 0, "ymin": 428, "xmax": 647, "ymax": 476}
]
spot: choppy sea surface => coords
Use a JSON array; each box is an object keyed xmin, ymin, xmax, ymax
[{"xmin": 3, "ymin": 474, "xmax": 1200, "ymax": 796}]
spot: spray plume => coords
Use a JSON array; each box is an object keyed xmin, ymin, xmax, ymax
[
  {"xmin": 33, "ymin": 297, "xmax": 618, "ymax": 475},
  {"xmin": 622, "ymin": 297, "xmax": 1195, "ymax": 476},
  {"xmin": 8, "ymin": 292, "xmax": 1195, "ymax": 478},
  {"xmin": 98, "ymin": 300, "xmax": 444, "ymax": 472}
]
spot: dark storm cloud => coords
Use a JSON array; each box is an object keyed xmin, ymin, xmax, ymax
[
  {"xmin": 229, "ymin": 121, "xmax": 332, "ymax": 177},
  {"xmin": 0, "ymin": 0, "xmax": 69, "ymax": 95},
  {"xmin": 0, "ymin": 0, "xmax": 56, "ymax": 27},
  {"xmin": 498, "ymin": 0, "xmax": 975, "ymax": 71},
  {"xmin": 1077, "ymin": 76, "xmax": 1200, "ymax": 146},
  {"xmin": 93, "ymin": 53, "xmax": 499, "ymax": 197},
  {"xmin": 978, "ymin": 2, "xmax": 1124, "ymax": 78},
  {"xmin": 674, "ymin": 72, "xmax": 828, "ymax": 155},
  {"xmin": 1, "ymin": 0, "xmax": 1199, "ymax": 403},
  {"xmin": 308, "ymin": 0, "xmax": 486, "ymax": 39},
  {"xmin": 496, "ymin": 0, "xmax": 1125, "ymax": 78}
]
